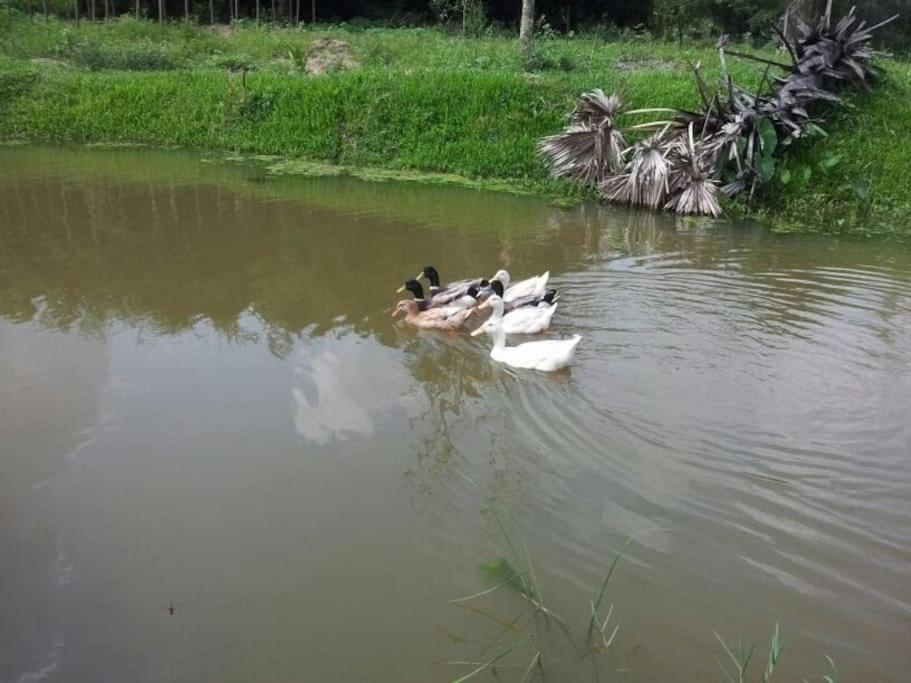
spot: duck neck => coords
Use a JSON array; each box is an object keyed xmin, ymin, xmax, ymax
[
  {"xmin": 489, "ymin": 325, "xmax": 506, "ymax": 350},
  {"xmin": 488, "ymin": 300, "xmax": 505, "ymax": 322}
]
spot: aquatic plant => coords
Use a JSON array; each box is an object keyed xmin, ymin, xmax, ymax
[
  {"xmin": 540, "ymin": 6, "xmax": 899, "ymax": 216},
  {"xmin": 715, "ymin": 621, "xmax": 784, "ymax": 683}
]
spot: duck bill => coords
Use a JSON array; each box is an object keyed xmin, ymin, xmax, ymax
[
  {"xmin": 396, "ymin": 284, "xmax": 406, "ymax": 293},
  {"xmin": 477, "ymin": 300, "xmax": 490, "ymax": 311},
  {"xmin": 414, "ymin": 272, "xmax": 425, "ymax": 281},
  {"xmin": 470, "ymin": 327, "xmax": 485, "ymax": 337}
]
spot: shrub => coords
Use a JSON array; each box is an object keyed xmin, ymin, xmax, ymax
[{"xmin": 60, "ymin": 39, "xmax": 184, "ymax": 71}]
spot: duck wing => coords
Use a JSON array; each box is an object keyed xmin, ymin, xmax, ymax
[
  {"xmin": 503, "ymin": 271, "xmax": 550, "ymax": 302},
  {"xmin": 429, "ymin": 278, "xmax": 484, "ymax": 307}
]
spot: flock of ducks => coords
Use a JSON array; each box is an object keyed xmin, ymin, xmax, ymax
[{"xmin": 392, "ymin": 266, "xmax": 581, "ymax": 372}]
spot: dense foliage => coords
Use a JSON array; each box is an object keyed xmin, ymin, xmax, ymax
[
  {"xmin": 0, "ymin": 9, "xmax": 909, "ymax": 236},
  {"xmin": 4, "ymin": 0, "xmax": 910, "ymax": 47}
]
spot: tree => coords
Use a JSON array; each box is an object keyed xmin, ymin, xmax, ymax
[{"xmin": 519, "ymin": 0, "xmax": 534, "ymax": 47}]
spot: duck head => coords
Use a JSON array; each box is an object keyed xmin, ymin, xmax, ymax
[
  {"xmin": 416, "ymin": 265, "xmax": 442, "ymax": 289},
  {"xmin": 491, "ymin": 270, "xmax": 510, "ymax": 288},
  {"xmin": 478, "ymin": 293, "xmax": 504, "ymax": 312},
  {"xmin": 395, "ymin": 279, "xmax": 426, "ymax": 300},
  {"xmin": 470, "ymin": 318, "xmax": 506, "ymax": 345},
  {"xmin": 489, "ymin": 279, "xmax": 505, "ymax": 298},
  {"xmin": 470, "ymin": 319, "xmax": 494, "ymax": 337}
]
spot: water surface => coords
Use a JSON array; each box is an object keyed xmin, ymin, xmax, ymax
[{"xmin": 1, "ymin": 145, "xmax": 909, "ymax": 682}]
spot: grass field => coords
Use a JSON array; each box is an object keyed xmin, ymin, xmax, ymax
[{"xmin": 1, "ymin": 11, "xmax": 909, "ymax": 237}]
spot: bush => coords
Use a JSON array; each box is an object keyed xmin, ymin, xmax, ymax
[{"xmin": 60, "ymin": 39, "xmax": 184, "ymax": 71}]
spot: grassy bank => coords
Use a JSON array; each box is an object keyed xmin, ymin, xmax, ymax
[{"xmin": 1, "ymin": 11, "xmax": 909, "ymax": 237}]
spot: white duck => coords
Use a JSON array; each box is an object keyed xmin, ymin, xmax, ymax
[
  {"xmin": 490, "ymin": 269, "xmax": 550, "ymax": 303},
  {"xmin": 478, "ymin": 294, "xmax": 556, "ymax": 335},
  {"xmin": 471, "ymin": 318, "xmax": 580, "ymax": 372}
]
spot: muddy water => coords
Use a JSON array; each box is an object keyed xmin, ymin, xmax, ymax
[{"xmin": 1, "ymin": 145, "xmax": 909, "ymax": 683}]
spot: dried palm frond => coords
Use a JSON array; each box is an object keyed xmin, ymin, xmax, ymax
[
  {"xmin": 539, "ymin": 90, "xmax": 628, "ymax": 182},
  {"xmin": 630, "ymin": 136, "xmax": 673, "ymax": 209},
  {"xmin": 664, "ymin": 124, "xmax": 723, "ymax": 217},
  {"xmin": 538, "ymin": 122, "xmax": 627, "ymax": 183},
  {"xmin": 665, "ymin": 172, "xmax": 722, "ymax": 217},
  {"xmin": 538, "ymin": 7, "xmax": 895, "ymax": 216},
  {"xmin": 573, "ymin": 89, "xmax": 623, "ymax": 126},
  {"xmin": 600, "ymin": 172, "xmax": 635, "ymax": 204}
]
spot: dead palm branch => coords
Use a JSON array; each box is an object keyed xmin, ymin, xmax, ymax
[{"xmin": 538, "ymin": 7, "xmax": 898, "ymax": 216}]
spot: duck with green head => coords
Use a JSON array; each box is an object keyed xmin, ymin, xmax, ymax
[
  {"xmin": 392, "ymin": 279, "xmax": 479, "ymax": 330},
  {"xmin": 395, "ymin": 279, "xmax": 483, "ymax": 311},
  {"xmin": 397, "ymin": 267, "xmax": 487, "ymax": 308},
  {"xmin": 417, "ymin": 266, "xmax": 488, "ymax": 306}
]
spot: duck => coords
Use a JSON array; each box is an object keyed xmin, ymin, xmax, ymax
[
  {"xmin": 490, "ymin": 269, "xmax": 550, "ymax": 303},
  {"xmin": 487, "ymin": 279, "xmax": 558, "ymax": 311},
  {"xmin": 396, "ymin": 279, "xmax": 482, "ymax": 310},
  {"xmin": 392, "ymin": 299, "xmax": 475, "ymax": 331},
  {"xmin": 408, "ymin": 266, "xmax": 488, "ymax": 307},
  {"xmin": 478, "ymin": 294, "xmax": 557, "ymax": 335},
  {"xmin": 471, "ymin": 318, "xmax": 581, "ymax": 371}
]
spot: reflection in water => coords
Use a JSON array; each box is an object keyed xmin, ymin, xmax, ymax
[
  {"xmin": 291, "ymin": 334, "xmax": 405, "ymax": 445},
  {"xmin": 1, "ymin": 146, "xmax": 910, "ymax": 683}
]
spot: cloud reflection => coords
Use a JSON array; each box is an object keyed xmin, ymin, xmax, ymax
[{"xmin": 290, "ymin": 334, "xmax": 404, "ymax": 446}]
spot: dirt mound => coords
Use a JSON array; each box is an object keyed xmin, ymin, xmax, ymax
[{"xmin": 306, "ymin": 38, "xmax": 357, "ymax": 75}]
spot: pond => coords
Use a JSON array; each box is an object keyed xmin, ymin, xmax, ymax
[{"xmin": 1, "ymin": 145, "xmax": 909, "ymax": 683}]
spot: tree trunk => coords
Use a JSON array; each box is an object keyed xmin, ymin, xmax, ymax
[
  {"xmin": 270, "ymin": 0, "xmax": 275, "ymax": 21},
  {"xmin": 28, "ymin": 0, "xmax": 34, "ymax": 22},
  {"xmin": 209, "ymin": 0, "xmax": 214, "ymax": 23},
  {"xmin": 256, "ymin": 0, "xmax": 260, "ymax": 24},
  {"xmin": 184, "ymin": 0, "xmax": 189, "ymax": 21},
  {"xmin": 135, "ymin": 0, "xmax": 139, "ymax": 19},
  {"xmin": 74, "ymin": 0, "xmax": 80, "ymax": 23},
  {"xmin": 103, "ymin": 0, "xmax": 109, "ymax": 20},
  {"xmin": 43, "ymin": 0, "xmax": 49, "ymax": 23},
  {"xmin": 294, "ymin": 0, "xmax": 299, "ymax": 23},
  {"xmin": 158, "ymin": 0, "xmax": 164, "ymax": 24},
  {"xmin": 89, "ymin": 0, "xmax": 95, "ymax": 20},
  {"xmin": 519, "ymin": 0, "xmax": 534, "ymax": 46},
  {"xmin": 310, "ymin": 0, "xmax": 314, "ymax": 23}
]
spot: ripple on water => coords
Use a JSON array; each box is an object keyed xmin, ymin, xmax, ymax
[{"xmin": 457, "ymin": 246, "xmax": 911, "ymax": 659}]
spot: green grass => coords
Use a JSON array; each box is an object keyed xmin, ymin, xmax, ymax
[{"xmin": 1, "ymin": 10, "xmax": 909, "ymax": 237}]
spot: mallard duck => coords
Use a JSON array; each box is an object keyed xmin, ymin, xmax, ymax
[
  {"xmin": 396, "ymin": 279, "xmax": 482, "ymax": 310},
  {"xmin": 478, "ymin": 294, "xmax": 557, "ymax": 335},
  {"xmin": 490, "ymin": 269, "xmax": 550, "ymax": 303},
  {"xmin": 471, "ymin": 317, "xmax": 580, "ymax": 371},
  {"xmin": 403, "ymin": 266, "xmax": 488, "ymax": 307},
  {"xmin": 393, "ymin": 299, "xmax": 475, "ymax": 331},
  {"xmin": 488, "ymin": 279, "xmax": 558, "ymax": 311}
]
